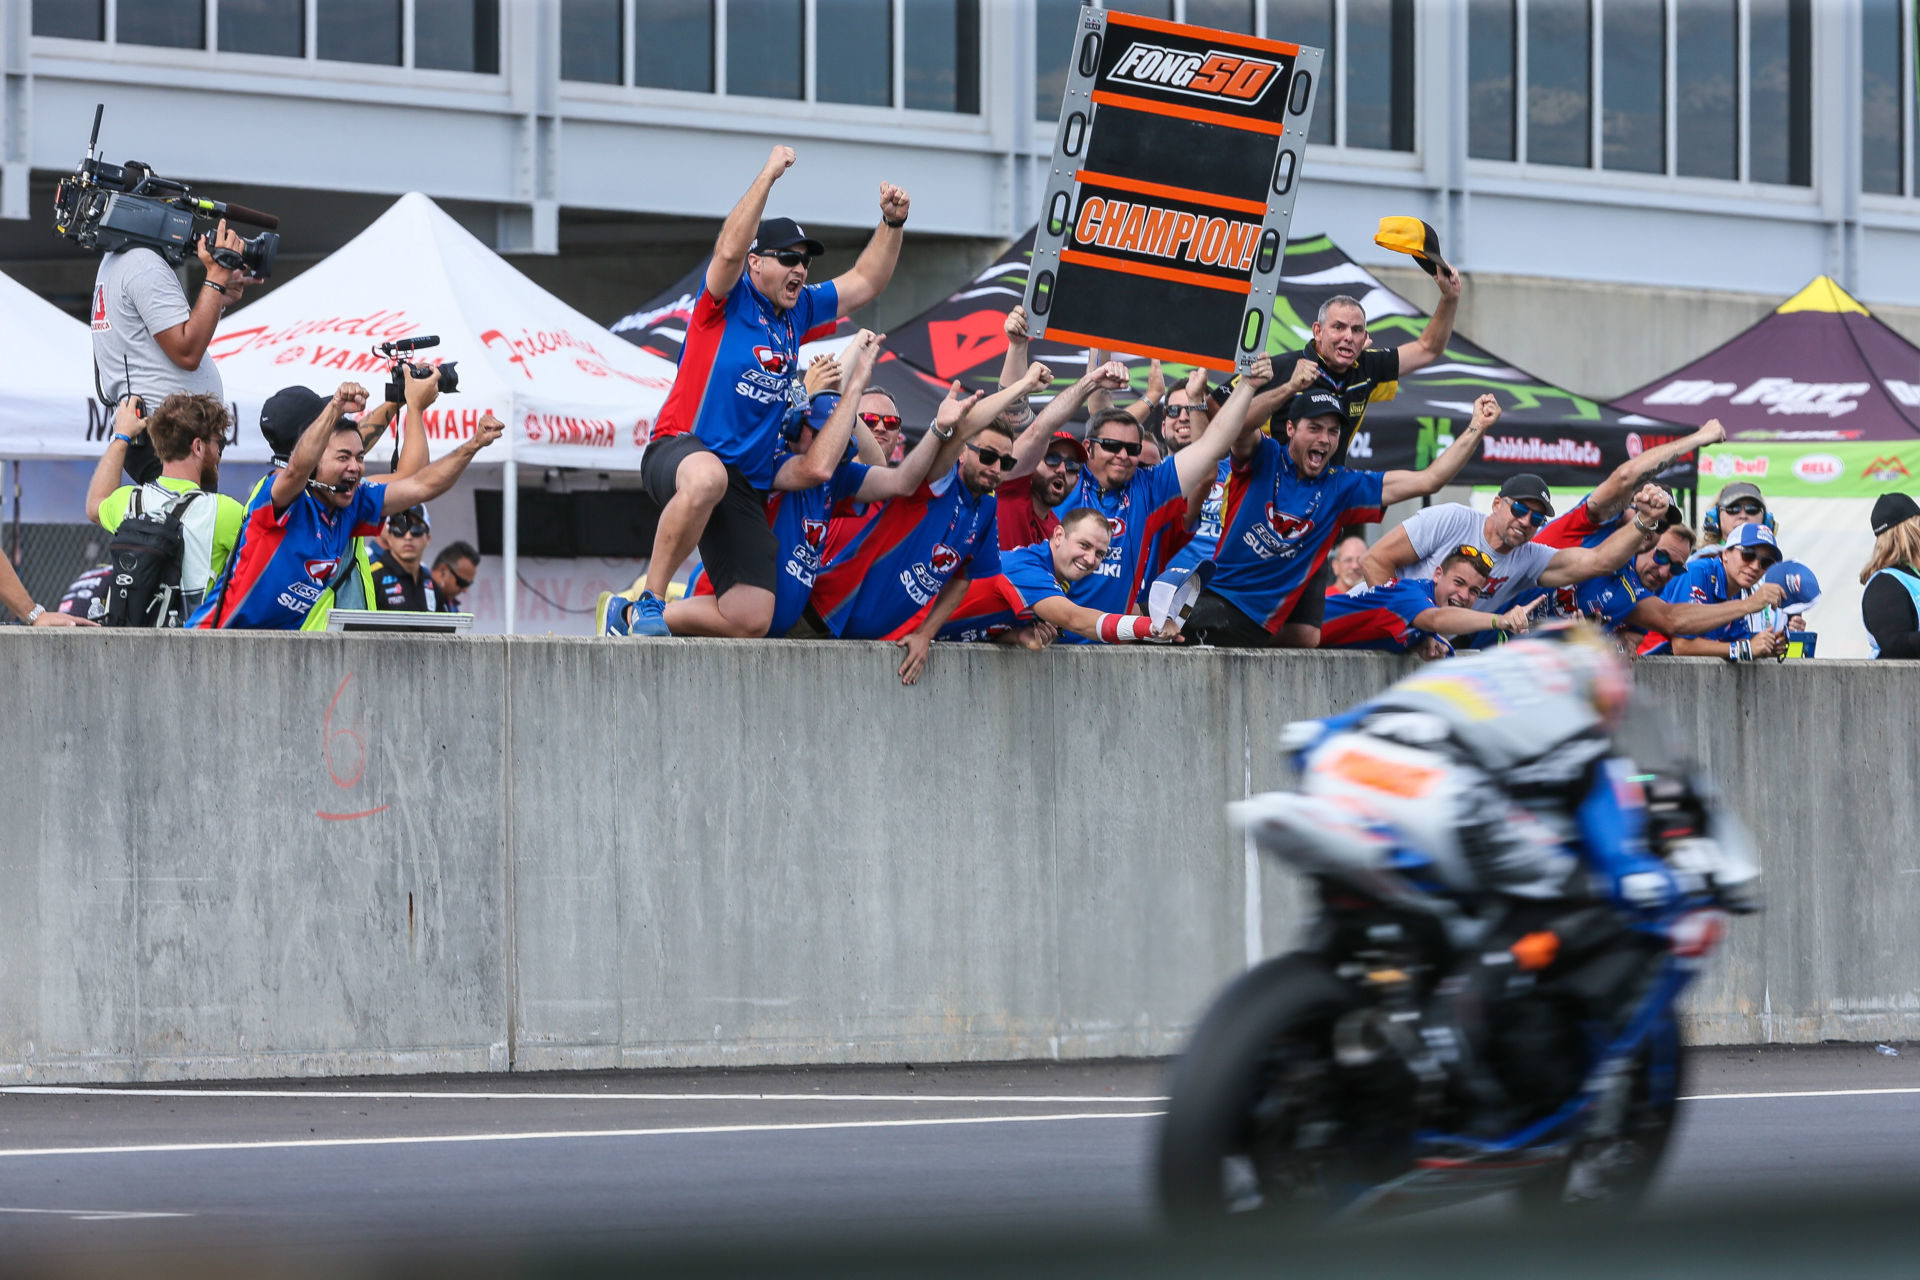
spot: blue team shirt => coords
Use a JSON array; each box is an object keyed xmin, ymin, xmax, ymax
[
  {"xmin": 1640, "ymin": 556, "xmax": 1752, "ymax": 655},
  {"xmin": 1320, "ymin": 579, "xmax": 1439, "ymax": 653},
  {"xmin": 1210, "ymin": 436, "xmax": 1386, "ymax": 632},
  {"xmin": 1164, "ymin": 456, "xmax": 1231, "ymax": 576},
  {"xmin": 1050, "ymin": 462, "xmax": 1189, "ymax": 613},
  {"xmin": 812, "ymin": 464, "xmax": 1001, "ymax": 640},
  {"xmin": 936, "ymin": 543, "xmax": 1068, "ymax": 642},
  {"xmin": 192, "ymin": 481, "xmax": 386, "ymax": 630},
  {"xmin": 649, "ymin": 274, "xmax": 839, "ymax": 490}
]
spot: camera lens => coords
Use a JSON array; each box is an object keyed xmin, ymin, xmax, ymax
[{"xmin": 437, "ymin": 362, "xmax": 459, "ymax": 395}]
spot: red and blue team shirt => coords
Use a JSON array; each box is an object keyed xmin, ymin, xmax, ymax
[
  {"xmin": 1211, "ymin": 436, "xmax": 1385, "ymax": 633},
  {"xmin": 1639, "ymin": 555, "xmax": 1751, "ymax": 655},
  {"xmin": 1468, "ymin": 564, "xmax": 1656, "ymax": 651},
  {"xmin": 1536, "ymin": 491, "xmax": 1616, "ymax": 550},
  {"xmin": 1049, "ymin": 463, "xmax": 1188, "ymax": 613},
  {"xmin": 189, "ymin": 481, "xmax": 386, "ymax": 629},
  {"xmin": 690, "ymin": 450, "xmax": 871, "ymax": 635},
  {"xmin": 649, "ymin": 274, "xmax": 839, "ymax": 491},
  {"xmin": 1162, "ymin": 456, "xmax": 1231, "ymax": 577},
  {"xmin": 934, "ymin": 543, "xmax": 1067, "ymax": 642},
  {"xmin": 1320, "ymin": 579, "xmax": 1440, "ymax": 653},
  {"xmin": 811, "ymin": 464, "xmax": 1001, "ymax": 640}
]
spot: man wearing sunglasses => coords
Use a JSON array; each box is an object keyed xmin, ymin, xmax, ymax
[
  {"xmin": 431, "ymin": 542, "xmax": 481, "ymax": 611},
  {"xmin": 1363, "ymin": 469, "xmax": 1670, "ymax": 621},
  {"xmin": 635, "ymin": 144, "xmax": 912, "ymax": 639},
  {"xmin": 1638, "ymin": 522, "xmax": 1789, "ymax": 659},
  {"xmin": 994, "ymin": 430, "xmax": 1086, "ymax": 551},
  {"xmin": 365, "ymin": 504, "xmax": 452, "ymax": 613},
  {"xmin": 1693, "ymin": 482, "xmax": 1775, "ymax": 562},
  {"xmin": 1187, "ymin": 387, "xmax": 1498, "ymax": 648},
  {"xmin": 1518, "ymin": 522, "xmax": 1783, "ymax": 650}
]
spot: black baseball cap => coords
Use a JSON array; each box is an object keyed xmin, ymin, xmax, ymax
[
  {"xmin": 1286, "ymin": 388, "xmax": 1345, "ymax": 422},
  {"xmin": 260, "ymin": 386, "xmax": 330, "ymax": 460},
  {"xmin": 1871, "ymin": 491, "xmax": 1920, "ymax": 536},
  {"xmin": 1497, "ymin": 473, "xmax": 1555, "ymax": 516},
  {"xmin": 751, "ymin": 217, "xmax": 825, "ymax": 257}
]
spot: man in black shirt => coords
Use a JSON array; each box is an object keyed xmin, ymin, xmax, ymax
[{"xmin": 366, "ymin": 505, "xmax": 451, "ymax": 613}]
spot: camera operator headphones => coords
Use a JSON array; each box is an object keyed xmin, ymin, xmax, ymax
[{"xmin": 1702, "ymin": 485, "xmax": 1779, "ymax": 542}]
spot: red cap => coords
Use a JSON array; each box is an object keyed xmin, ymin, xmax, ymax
[{"xmin": 1045, "ymin": 430, "xmax": 1087, "ymax": 462}]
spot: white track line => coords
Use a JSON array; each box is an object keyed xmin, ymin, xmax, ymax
[
  {"xmin": 0, "ymin": 1086, "xmax": 1167, "ymax": 1104},
  {"xmin": 0, "ymin": 1110, "xmax": 1165, "ymax": 1160},
  {"xmin": 1681, "ymin": 1086, "xmax": 1920, "ymax": 1101}
]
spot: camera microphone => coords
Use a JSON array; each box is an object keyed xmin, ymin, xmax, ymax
[{"xmin": 380, "ymin": 335, "xmax": 441, "ymax": 355}]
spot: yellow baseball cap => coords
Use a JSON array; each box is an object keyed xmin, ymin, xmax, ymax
[{"xmin": 1374, "ymin": 216, "xmax": 1447, "ymax": 278}]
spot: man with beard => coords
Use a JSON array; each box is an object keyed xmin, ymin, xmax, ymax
[
  {"xmin": 85, "ymin": 391, "xmax": 244, "ymax": 620},
  {"xmin": 1526, "ymin": 522, "xmax": 1782, "ymax": 645},
  {"xmin": 810, "ymin": 417, "xmax": 1023, "ymax": 684},
  {"xmin": 191, "ymin": 382, "xmax": 501, "ymax": 629},
  {"xmin": 995, "ymin": 430, "xmax": 1086, "ymax": 550},
  {"xmin": 936, "ymin": 508, "xmax": 1184, "ymax": 646},
  {"xmin": 1361, "ymin": 473, "xmax": 1669, "ymax": 619},
  {"xmin": 1535, "ymin": 420, "xmax": 1724, "ymax": 551},
  {"xmin": 1186, "ymin": 389, "xmax": 1499, "ymax": 648},
  {"xmin": 1637, "ymin": 523, "xmax": 1789, "ymax": 659},
  {"xmin": 633, "ymin": 145, "xmax": 911, "ymax": 639}
]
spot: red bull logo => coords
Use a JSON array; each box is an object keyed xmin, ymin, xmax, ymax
[{"xmin": 929, "ymin": 544, "xmax": 961, "ymax": 575}]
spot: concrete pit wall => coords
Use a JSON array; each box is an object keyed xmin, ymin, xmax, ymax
[{"xmin": 0, "ymin": 632, "xmax": 1913, "ymax": 1082}]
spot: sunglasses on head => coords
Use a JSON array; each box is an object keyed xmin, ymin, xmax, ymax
[
  {"xmin": 1454, "ymin": 543, "xmax": 1495, "ymax": 574},
  {"xmin": 858, "ymin": 412, "xmax": 902, "ymax": 433},
  {"xmin": 386, "ymin": 515, "xmax": 429, "ymax": 537},
  {"xmin": 1735, "ymin": 547, "xmax": 1778, "ymax": 565},
  {"xmin": 1042, "ymin": 453, "xmax": 1083, "ymax": 473},
  {"xmin": 758, "ymin": 248, "xmax": 813, "ymax": 268},
  {"xmin": 1090, "ymin": 437, "xmax": 1143, "ymax": 457},
  {"xmin": 1723, "ymin": 500, "xmax": 1766, "ymax": 516},
  {"xmin": 966, "ymin": 443, "xmax": 1019, "ymax": 471}
]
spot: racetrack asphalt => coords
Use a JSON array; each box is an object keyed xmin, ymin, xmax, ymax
[{"xmin": 0, "ymin": 1044, "xmax": 1917, "ymax": 1266}]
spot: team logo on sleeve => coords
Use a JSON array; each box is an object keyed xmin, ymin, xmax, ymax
[
  {"xmin": 752, "ymin": 346, "xmax": 790, "ymax": 375},
  {"xmin": 929, "ymin": 544, "xmax": 961, "ymax": 575},
  {"xmin": 802, "ymin": 518, "xmax": 827, "ymax": 549},
  {"xmin": 305, "ymin": 559, "xmax": 340, "ymax": 582},
  {"xmin": 1265, "ymin": 505, "xmax": 1313, "ymax": 539}
]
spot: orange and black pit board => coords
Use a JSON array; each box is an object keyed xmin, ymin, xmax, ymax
[{"xmin": 1025, "ymin": 9, "xmax": 1323, "ymax": 374}]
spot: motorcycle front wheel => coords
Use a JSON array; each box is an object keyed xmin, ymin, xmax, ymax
[
  {"xmin": 1517, "ymin": 1016, "xmax": 1686, "ymax": 1214},
  {"xmin": 1156, "ymin": 952, "xmax": 1366, "ymax": 1225}
]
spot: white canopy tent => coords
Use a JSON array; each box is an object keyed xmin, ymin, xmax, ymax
[
  {"xmin": 207, "ymin": 192, "xmax": 679, "ymax": 630},
  {"xmin": 0, "ymin": 265, "xmax": 101, "ymax": 457}
]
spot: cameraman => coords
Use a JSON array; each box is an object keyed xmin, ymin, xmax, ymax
[{"xmin": 93, "ymin": 218, "xmax": 256, "ymax": 404}]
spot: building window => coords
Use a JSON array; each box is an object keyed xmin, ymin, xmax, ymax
[
  {"xmin": 561, "ymin": 0, "xmax": 622, "ymax": 83},
  {"xmin": 1861, "ymin": 0, "xmax": 1905, "ymax": 195},
  {"xmin": 1527, "ymin": 0, "xmax": 1591, "ymax": 167},
  {"xmin": 816, "ymin": 0, "xmax": 892, "ymax": 107},
  {"xmin": 117, "ymin": 0, "xmax": 205, "ymax": 47},
  {"xmin": 904, "ymin": 0, "xmax": 981, "ymax": 114},
  {"xmin": 1105, "ymin": 0, "xmax": 1173, "ymax": 15},
  {"xmin": 33, "ymin": 0, "xmax": 103, "ymax": 39},
  {"xmin": 1266, "ymin": 0, "xmax": 1334, "ymax": 145},
  {"xmin": 220, "ymin": 0, "xmax": 304, "ymax": 55},
  {"xmin": 1602, "ymin": 0, "xmax": 1663, "ymax": 174},
  {"xmin": 1345, "ymin": 0, "xmax": 1413, "ymax": 151},
  {"xmin": 1748, "ymin": 0, "xmax": 1810, "ymax": 186},
  {"xmin": 317, "ymin": 0, "xmax": 402, "ymax": 65},
  {"xmin": 1187, "ymin": 0, "xmax": 1256, "ymax": 31},
  {"xmin": 1467, "ymin": 0, "xmax": 1515, "ymax": 160},
  {"xmin": 635, "ymin": 0, "xmax": 714, "ymax": 92},
  {"xmin": 1675, "ymin": 0, "xmax": 1736, "ymax": 180},
  {"xmin": 1035, "ymin": 0, "xmax": 1082, "ymax": 121},
  {"xmin": 416, "ymin": 0, "xmax": 499, "ymax": 73},
  {"xmin": 728, "ymin": 0, "xmax": 804, "ymax": 100}
]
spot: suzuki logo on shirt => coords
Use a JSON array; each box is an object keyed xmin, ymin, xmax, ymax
[
  {"xmin": 803, "ymin": 518, "xmax": 827, "ymax": 549},
  {"xmin": 305, "ymin": 559, "xmax": 340, "ymax": 582},
  {"xmin": 753, "ymin": 346, "xmax": 789, "ymax": 375},
  {"xmin": 1266, "ymin": 505, "xmax": 1312, "ymax": 539},
  {"xmin": 929, "ymin": 544, "xmax": 961, "ymax": 575}
]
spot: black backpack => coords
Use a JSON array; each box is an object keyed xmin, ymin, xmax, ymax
[{"xmin": 103, "ymin": 488, "xmax": 204, "ymax": 628}]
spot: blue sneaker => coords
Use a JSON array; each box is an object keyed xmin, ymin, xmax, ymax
[
  {"xmin": 628, "ymin": 591, "xmax": 670, "ymax": 637},
  {"xmin": 595, "ymin": 591, "xmax": 631, "ymax": 637}
]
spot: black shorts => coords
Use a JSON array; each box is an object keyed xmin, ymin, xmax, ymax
[
  {"xmin": 1184, "ymin": 589, "xmax": 1275, "ymax": 648},
  {"xmin": 1288, "ymin": 562, "xmax": 1332, "ymax": 630},
  {"xmin": 640, "ymin": 433, "xmax": 778, "ymax": 597}
]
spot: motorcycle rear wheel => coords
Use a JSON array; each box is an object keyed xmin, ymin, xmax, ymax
[{"xmin": 1156, "ymin": 952, "xmax": 1364, "ymax": 1225}]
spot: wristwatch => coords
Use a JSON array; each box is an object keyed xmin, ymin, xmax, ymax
[
  {"xmin": 24, "ymin": 605, "xmax": 43, "ymax": 623},
  {"xmin": 883, "ymin": 214, "xmax": 907, "ymax": 229}
]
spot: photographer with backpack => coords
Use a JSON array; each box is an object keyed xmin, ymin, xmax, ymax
[{"xmin": 84, "ymin": 392, "xmax": 245, "ymax": 627}]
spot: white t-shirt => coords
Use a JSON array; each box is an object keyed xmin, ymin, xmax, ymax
[
  {"xmin": 91, "ymin": 248, "xmax": 225, "ymax": 404},
  {"xmin": 1400, "ymin": 502, "xmax": 1558, "ymax": 612}
]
